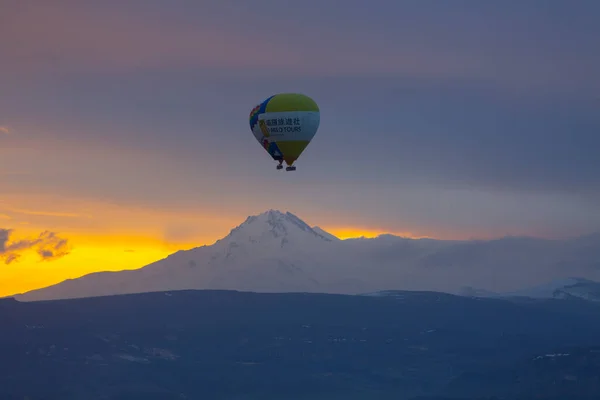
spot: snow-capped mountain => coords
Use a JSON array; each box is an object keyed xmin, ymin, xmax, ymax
[
  {"xmin": 16, "ymin": 210, "xmax": 359, "ymax": 301},
  {"xmin": 14, "ymin": 210, "xmax": 600, "ymax": 302}
]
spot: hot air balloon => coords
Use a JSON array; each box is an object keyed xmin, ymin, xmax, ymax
[{"xmin": 248, "ymin": 93, "xmax": 320, "ymax": 171}]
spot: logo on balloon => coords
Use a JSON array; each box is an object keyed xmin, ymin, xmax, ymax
[{"xmin": 258, "ymin": 120, "xmax": 270, "ymax": 137}]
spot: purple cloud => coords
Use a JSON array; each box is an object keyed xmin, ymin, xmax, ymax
[{"xmin": 0, "ymin": 229, "xmax": 71, "ymax": 265}]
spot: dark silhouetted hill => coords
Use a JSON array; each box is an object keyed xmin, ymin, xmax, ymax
[{"xmin": 2, "ymin": 290, "xmax": 600, "ymax": 399}]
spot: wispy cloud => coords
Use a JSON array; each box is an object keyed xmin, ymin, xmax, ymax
[
  {"xmin": 13, "ymin": 209, "xmax": 87, "ymax": 218},
  {"xmin": 0, "ymin": 206, "xmax": 91, "ymax": 219},
  {"xmin": 0, "ymin": 229, "xmax": 71, "ymax": 265},
  {"xmin": 0, "ymin": 126, "xmax": 10, "ymax": 135}
]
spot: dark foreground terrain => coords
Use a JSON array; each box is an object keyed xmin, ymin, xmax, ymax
[{"xmin": 2, "ymin": 290, "xmax": 600, "ymax": 400}]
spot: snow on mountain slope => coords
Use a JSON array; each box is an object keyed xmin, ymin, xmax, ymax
[
  {"xmin": 556, "ymin": 280, "xmax": 600, "ymax": 302},
  {"xmin": 16, "ymin": 210, "xmax": 362, "ymax": 301},
  {"xmin": 14, "ymin": 210, "xmax": 600, "ymax": 302},
  {"xmin": 456, "ymin": 277, "xmax": 600, "ymax": 303},
  {"xmin": 503, "ymin": 277, "xmax": 590, "ymax": 298},
  {"xmin": 502, "ymin": 277, "xmax": 600, "ymax": 301},
  {"xmin": 311, "ymin": 226, "xmax": 340, "ymax": 241},
  {"xmin": 457, "ymin": 286, "xmax": 500, "ymax": 298}
]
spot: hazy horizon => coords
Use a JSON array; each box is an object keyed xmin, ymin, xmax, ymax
[
  {"xmin": 2, "ymin": 0, "xmax": 599, "ymax": 296},
  {"xmin": 7, "ymin": 209, "xmax": 600, "ymax": 300}
]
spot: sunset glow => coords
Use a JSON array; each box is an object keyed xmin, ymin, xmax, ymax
[
  {"xmin": 2, "ymin": 0, "xmax": 599, "ymax": 298},
  {"xmin": 327, "ymin": 228, "xmax": 431, "ymax": 241},
  {"xmin": 0, "ymin": 194, "xmax": 235, "ymax": 296},
  {"xmin": 0, "ymin": 192, "xmax": 435, "ymax": 297}
]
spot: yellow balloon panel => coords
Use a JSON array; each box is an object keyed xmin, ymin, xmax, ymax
[{"xmin": 275, "ymin": 141, "xmax": 311, "ymax": 165}]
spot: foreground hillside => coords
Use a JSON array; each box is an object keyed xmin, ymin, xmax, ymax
[{"xmin": 2, "ymin": 290, "xmax": 600, "ymax": 399}]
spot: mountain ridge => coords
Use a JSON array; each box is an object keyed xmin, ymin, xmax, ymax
[{"xmin": 14, "ymin": 209, "xmax": 600, "ymax": 302}]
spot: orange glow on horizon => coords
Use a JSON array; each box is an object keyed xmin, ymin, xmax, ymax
[
  {"xmin": 326, "ymin": 227, "xmax": 433, "ymax": 240},
  {"xmin": 0, "ymin": 228, "xmax": 213, "ymax": 298},
  {"xmin": 0, "ymin": 235, "xmax": 172, "ymax": 297},
  {"xmin": 0, "ymin": 194, "xmax": 237, "ymax": 297},
  {"xmin": 0, "ymin": 193, "xmax": 445, "ymax": 298},
  {"xmin": 0, "ymin": 226, "xmax": 431, "ymax": 298}
]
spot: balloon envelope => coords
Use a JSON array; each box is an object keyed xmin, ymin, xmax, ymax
[{"xmin": 249, "ymin": 93, "xmax": 320, "ymax": 166}]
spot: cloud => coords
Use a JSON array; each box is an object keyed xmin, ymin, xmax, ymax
[
  {"xmin": 3, "ymin": 206, "xmax": 90, "ymax": 218},
  {"xmin": 1, "ymin": 0, "xmax": 598, "ymax": 93},
  {"xmin": 0, "ymin": 126, "xmax": 10, "ymax": 135},
  {"xmin": 0, "ymin": 228, "xmax": 71, "ymax": 265},
  {"xmin": 15, "ymin": 210, "xmax": 86, "ymax": 218},
  {"xmin": 4, "ymin": 253, "xmax": 20, "ymax": 264}
]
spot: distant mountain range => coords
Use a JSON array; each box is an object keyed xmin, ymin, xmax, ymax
[
  {"xmin": 14, "ymin": 210, "xmax": 600, "ymax": 302},
  {"xmin": 2, "ymin": 289, "xmax": 600, "ymax": 399},
  {"xmin": 458, "ymin": 277, "xmax": 600, "ymax": 302}
]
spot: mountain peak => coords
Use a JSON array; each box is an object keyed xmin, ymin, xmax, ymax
[{"xmin": 217, "ymin": 210, "xmax": 334, "ymax": 248}]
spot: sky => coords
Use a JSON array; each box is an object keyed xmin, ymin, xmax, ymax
[{"xmin": 1, "ymin": 0, "xmax": 600, "ymax": 296}]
